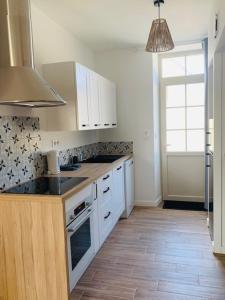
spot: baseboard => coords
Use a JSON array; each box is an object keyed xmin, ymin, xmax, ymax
[{"xmin": 135, "ymin": 195, "xmax": 162, "ymax": 207}]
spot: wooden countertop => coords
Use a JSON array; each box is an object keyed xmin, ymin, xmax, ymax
[
  {"xmin": 0, "ymin": 155, "xmax": 132, "ymax": 202},
  {"xmin": 60, "ymin": 154, "xmax": 132, "ymax": 200}
]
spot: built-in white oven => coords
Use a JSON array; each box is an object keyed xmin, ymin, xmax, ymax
[{"xmin": 65, "ymin": 185, "xmax": 95, "ymax": 291}]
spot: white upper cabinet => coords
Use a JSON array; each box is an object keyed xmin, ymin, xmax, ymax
[
  {"xmin": 76, "ymin": 63, "xmax": 90, "ymax": 130},
  {"xmin": 41, "ymin": 62, "xmax": 117, "ymax": 131},
  {"xmin": 87, "ymin": 70, "xmax": 101, "ymax": 129},
  {"xmin": 99, "ymin": 77, "xmax": 117, "ymax": 129},
  {"xmin": 108, "ymin": 80, "xmax": 117, "ymax": 127}
]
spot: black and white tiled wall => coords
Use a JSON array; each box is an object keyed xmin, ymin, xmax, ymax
[
  {"xmin": 59, "ymin": 142, "xmax": 133, "ymax": 165},
  {"xmin": 0, "ymin": 115, "xmax": 133, "ymax": 191},
  {"xmin": 0, "ymin": 116, "xmax": 46, "ymax": 191}
]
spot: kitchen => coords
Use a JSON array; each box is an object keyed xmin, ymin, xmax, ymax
[{"xmin": 0, "ymin": 0, "xmax": 225, "ymax": 299}]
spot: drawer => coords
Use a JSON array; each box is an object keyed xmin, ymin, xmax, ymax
[
  {"xmin": 99, "ymin": 171, "xmax": 112, "ymax": 192},
  {"xmin": 100, "ymin": 185, "xmax": 112, "ymax": 205},
  {"xmin": 99, "ymin": 198, "xmax": 113, "ymax": 244}
]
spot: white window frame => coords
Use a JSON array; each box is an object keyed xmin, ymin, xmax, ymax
[{"xmin": 159, "ymin": 49, "xmax": 205, "ymax": 155}]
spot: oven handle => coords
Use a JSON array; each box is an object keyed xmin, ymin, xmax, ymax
[{"xmin": 67, "ymin": 207, "xmax": 94, "ymax": 233}]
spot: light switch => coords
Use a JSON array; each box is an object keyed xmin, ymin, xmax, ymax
[{"xmin": 144, "ymin": 129, "xmax": 151, "ymax": 140}]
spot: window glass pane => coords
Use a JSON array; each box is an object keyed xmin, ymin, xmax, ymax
[
  {"xmin": 187, "ymin": 83, "xmax": 205, "ymax": 106},
  {"xmin": 167, "ymin": 130, "xmax": 186, "ymax": 152},
  {"xmin": 186, "ymin": 54, "xmax": 204, "ymax": 75},
  {"xmin": 166, "ymin": 108, "xmax": 185, "ymax": 130},
  {"xmin": 187, "ymin": 130, "xmax": 204, "ymax": 151},
  {"xmin": 166, "ymin": 85, "xmax": 185, "ymax": 107},
  {"xmin": 162, "ymin": 57, "xmax": 185, "ymax": 78},
  {"xmin": 187, "ymin": 107, "xmax": 205, "ymax": 129}
]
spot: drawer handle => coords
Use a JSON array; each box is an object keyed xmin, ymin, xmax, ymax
[
  {"xmin": 112, "ymin": 123, "xmax": 117, "ymax": 126},
  {"xmin": 103, "ymin": 175, "xmax": 110, "ymax": 181},
  {"xmin": 117, "ymin": 166, "xmax": 122, "ymax": 171},
  {"xmin": 103, "ymin": 187, "xmax": 110, "ymax": 194},
  {"xmin": 104, "ymin": 123, "xmax": 110, "ymax": 126},
  {"xmin": 104, "ymin": 211, "xmax": 111, "ymax": 219}
]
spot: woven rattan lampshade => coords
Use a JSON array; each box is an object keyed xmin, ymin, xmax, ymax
[
  {"xmin": 146, "ymin": 18, "xmax": 174, "ymax": 52},
  {"xmin": 146, "ymin": 0, "xmax": 174, "ymax": 53}
]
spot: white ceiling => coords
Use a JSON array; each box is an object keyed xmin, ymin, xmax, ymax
[{"xmin": 32, "ymin": 0, "xmax": 212, "ymax": 52}]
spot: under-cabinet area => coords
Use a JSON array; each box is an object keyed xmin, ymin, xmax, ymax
[
  {"xmin": 0, "ymin": 156, "xmax": 133, "ymax": 300},
  {"xmin": 41, "ymin": 62, "xmax": 117, "ymax": 131}
]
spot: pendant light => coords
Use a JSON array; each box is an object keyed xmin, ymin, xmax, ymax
[{"xmin": 146, "ymin": 0, "xmax": 174, "ymax": 53}]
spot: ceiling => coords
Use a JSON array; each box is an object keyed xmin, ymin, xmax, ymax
[{"xmin": 32, "ymin": 0, "xmax": 212, "ymax": 52}]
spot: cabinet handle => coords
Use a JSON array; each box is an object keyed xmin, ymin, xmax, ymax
[
  {"xmin": 104, "ymin": 123, "xmax": 110, "ymax": 126},
  {"xmin": 117, "ymin": 166, "xmax": 122, "ymax": 171},
  {"xmin": 94, "ymin": 124, "xmax": 101, "ymax": 127},
  {"xmin": 206, "ymin": 165, "xmax": 211, "ymax": 168},
  {"xmin": 112, "ymin": 123, "xmax": 117, "ymax": 126},
  {"xmin": 104, "ymin": 211, "xmax": 111, "ymax": 220},
  {"xmin": 103, "ymin": 187, "xmax": 110, "ymax": 194},
  {"xmin": 82, "ymin": 124, "xmax": 87, "ymax": 127},
  {"xmin": 103, "ymin": 175, "xmax": 110, "ymax": 181},
  {"xmin": 94, "ymin": 182, "xmax": 98, "ymax": 200},
  {"xmin": 206, "ymin": 144, "xmax": 211, "ymax": 146}
]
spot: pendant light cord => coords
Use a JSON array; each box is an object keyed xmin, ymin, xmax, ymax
[{"xmin": 158, "ymin": 0, "xmax": 160, "ymax": 20}]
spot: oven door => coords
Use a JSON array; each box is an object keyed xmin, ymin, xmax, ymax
[{"xmin": 67, "ymin": 206, "xmax": 95, "ymax": 291}]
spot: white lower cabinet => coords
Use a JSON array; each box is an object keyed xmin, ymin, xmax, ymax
[
  {"xmin": 99, "ymin": 198, "xmax": 113, "ymax": 245},
  {"xmin": 95, "ymin": 165, "xmax": 125, "ymax": 247},
  {"xmin": 112, "ymin": 164, "xmax": 125, "ymax": 225},
  {"xmin": 92, "ymin": 182, "xmax": 100, "ymax": 254}
]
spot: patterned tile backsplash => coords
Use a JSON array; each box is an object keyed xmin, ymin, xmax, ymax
[
  {"xmin": 0, "ymin": 116, "xmax": 46, "ymax": 191},
  {"xmin": 0, "ymin": 115, "xmax": 133, "ymax": 191},
  {"xmin": 59, "ymin": 142, "xmax": 133, "ymax": 165}
]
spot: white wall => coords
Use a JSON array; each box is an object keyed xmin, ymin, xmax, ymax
[
  {"xmin": 208, "ymin": 0, "xmax": 225, "ymax": 63},
  {"xmin": 31, "ymin": 4, "xmax": 99, "ymax": 151},
  {"xmin": 95, "ymin": 49, "xmax": 161, "ymax": 205},
  {"xmin": 152, "ymin": 55, "xmax": 162, "ymax": 202}
]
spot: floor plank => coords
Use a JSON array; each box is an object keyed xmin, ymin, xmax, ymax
[{"xmin": 71, "ymin": 207, "xmax": 225, "ymax": 300}]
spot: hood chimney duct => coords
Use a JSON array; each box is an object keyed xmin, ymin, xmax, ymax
[{"xmin": 0, "ymin": 0, "xmax": 66, "ymax": 107}]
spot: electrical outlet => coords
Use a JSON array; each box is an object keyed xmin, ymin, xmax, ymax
[{"xmin": 52, "ymin": 140, "xmax": 60, "ymax": 148}]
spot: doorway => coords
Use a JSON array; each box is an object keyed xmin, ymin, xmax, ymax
[{"xmin": 160, "ymin": 50, "xmax": 205, "ymax": 202}]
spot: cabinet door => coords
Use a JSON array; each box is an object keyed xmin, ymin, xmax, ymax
[
  {"xmin": 88, "ymin": 71, "xmax": 101, "ymax": 129},
  {"xmin": 109, "ymin": 81, "xmax": 117, "ymax": 127},
  {"xmin": 99, "ymin": 77, "xmax": 111, "ymax": 128},
  {"xmin": 112, "ymin": 164, "xmax": 125, "ymax": 224},
  {"xmin": 99, "ymin": 198, "xmax": 113, "ymax": 246},
  {"xmin": 92, "ymin": 182, "xmax": 100, "ymax": 253},
  {"xmin": 76, "ymin": 63, "xmax": 90, "ymax": 130}
]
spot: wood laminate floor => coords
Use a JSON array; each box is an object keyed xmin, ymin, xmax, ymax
[{"xmin": 71, "ymin": 207, "xmax": 225, "ymax": 300}]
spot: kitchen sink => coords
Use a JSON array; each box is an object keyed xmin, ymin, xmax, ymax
[{"xmin": 81, "ymin": 155, "xmax": 124, "ymax": 163}]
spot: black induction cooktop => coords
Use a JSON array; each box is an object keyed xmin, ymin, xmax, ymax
[{"xmin": 3, "ymin": 177, "xmax": 88, "ymax": 195}]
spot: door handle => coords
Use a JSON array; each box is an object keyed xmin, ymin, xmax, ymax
[{"xmin": 117, "ymin": 166, "xmax": 122, "ymax": 171}]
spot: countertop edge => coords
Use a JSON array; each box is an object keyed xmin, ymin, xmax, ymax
[{"xmin": 0, "ymin": 155, "xmax": 133, "ymax": 202}]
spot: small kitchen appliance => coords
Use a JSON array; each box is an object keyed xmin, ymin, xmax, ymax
[{"xmin": 47, "ymin": 150, "xmax": 60, "ymax": 175}]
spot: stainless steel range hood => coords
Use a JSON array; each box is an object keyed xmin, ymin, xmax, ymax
[{"xmin": 0, "ymin": 0, "xmax": 66, "ymax": 107}]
